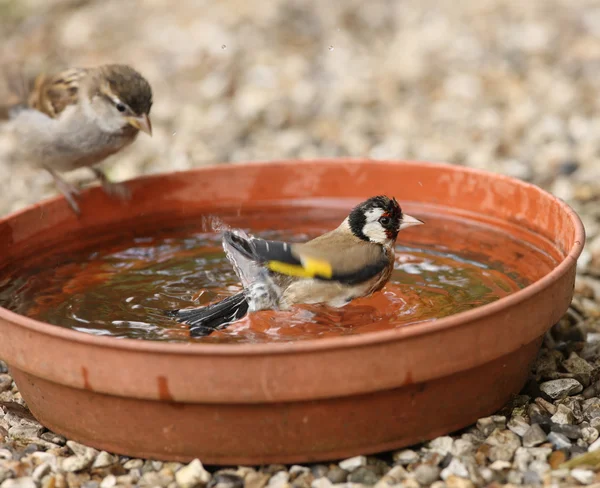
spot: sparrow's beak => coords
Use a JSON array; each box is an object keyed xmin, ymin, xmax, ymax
[
  {"xmin": 127, "ymin": 114, "xmax": 152, "ymax": 136},
  {"xmin": 399, "ymin": 213, "xmax": 425, "ymax": 230}
]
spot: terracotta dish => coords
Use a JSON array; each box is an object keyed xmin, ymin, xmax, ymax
[{"xmin": 0, "ymin": 159, "xmax": 585, "ymax": 464}]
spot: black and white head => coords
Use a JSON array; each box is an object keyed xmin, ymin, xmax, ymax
[
  {"xmin": 84, "ymin": 64, "xmax": 153, "ymax": 136},
  {"xmin": 348, "ymin": 195, "xmax": 424, "ymax": 244}
]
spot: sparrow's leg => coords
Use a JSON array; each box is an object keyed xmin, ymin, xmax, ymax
[
  {"xmin": 91, "ymin": 167, "xmax": 131, "ymax": 200},
  {"xmin": 44, "ymin": 166, "xmax": 81, "ymax": 215}
]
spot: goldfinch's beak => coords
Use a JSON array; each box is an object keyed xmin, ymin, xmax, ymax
[
  {"xmin": 399, "ymin": 213, "xmax": 424, "ymax": 230},
  {"xmin": 127, "ymin": 114, "xmax": 152, "ymax": 136}
]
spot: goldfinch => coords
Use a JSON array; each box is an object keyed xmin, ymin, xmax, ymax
[{"xmin": 169, "ymin": 196, "xmax": 424, "ymax": 336}]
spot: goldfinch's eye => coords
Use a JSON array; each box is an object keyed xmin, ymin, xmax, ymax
[
  {"xmin": 379, "ymin": 216, "xmax": 391, "ymax": 226},
  {"xmin": 116, "ymin": 103, "xmax": 127, "ymax": 113}
]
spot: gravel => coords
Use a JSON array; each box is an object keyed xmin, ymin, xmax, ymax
[{"xmin": 2, "ymin": 0, "xmax": 600, "ymax": 487}]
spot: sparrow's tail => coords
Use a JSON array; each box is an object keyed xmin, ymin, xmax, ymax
[{"xmin": 167, "ymin": 292, "xmax": 249, "ymax": 337}]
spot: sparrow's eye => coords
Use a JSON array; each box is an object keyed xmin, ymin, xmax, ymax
[
  {"xmin": 379, "ymin": 216, "xmax": 391, "ymax": 226},
  {"xmin": 116, "ymin": 103, "xmax": 127, "ymax": 113}
]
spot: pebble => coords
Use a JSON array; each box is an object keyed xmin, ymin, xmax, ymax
[
  {"xmin": 338, "ymin": 456, "xmax": 366, "ymax": 472},
  {"xmin": 484, "ymin": 430, "xmax": 521, "ymax": 462},
  {"xmin": 522, "ymin": 424, "xmax": 547, "ymax": 447},
  {"xmin": 0, "ymin": 478, "xmax": 36, "ymax": 488},
  {"xmin": 539, "ymin": 379, "xmax": 584, "ymax": 399},
  {"xmin": 429, "ymin": 436, "xmax": 454, "ymax": 456},
  {"xmin": 551, "ymin": 404, "xmax": 576, "ymax": 425},
  {"xmin": 571, "ymin": 468, "xmax": 595, "ymax": 485},
  {"xmin": 392, "ymin": 450, "xmax": 419, "ymax": 465},
  {"xmin": 325, "ymin": 467, "xmax": 347, "ymax": 484},
  {"xmin": 582, "ymin": 426, "xmax": 599, "ymax": 444},
  {"xmin": 476, "ymin": 416, "xmax": 506, "ymax": 436},
  {"xmin": 413, "ymin": 464, "xmax": 440, "ymax": 485},
  {"xmin": 91, "ymin": 451, "xmax": 118, "ymax": 469},
  {"xmin": 507, "ymin": 416, "xmax": 530, "ymax": 436},
  {"xmin": 548, "ymin": 432, "xmax": 572, "ymax": 449},
  {"xmin": 346, "ymin": 466, "xmax": 379, "ymax": 485},
  {"xmin": 266, "ymin": 471, "xmax": 289, "ymax": 488},
  {"xmin": 175, "ymin": 459, "xmax": 211, "ymax": 488},
  {"xmin": 440, "ymin": 458, "xmax": 469, "ymax": 480}
]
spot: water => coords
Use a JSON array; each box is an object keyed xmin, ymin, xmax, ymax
[{"xmin": 0, "ymin": 205, "xmax": 543, "ymax": 344}]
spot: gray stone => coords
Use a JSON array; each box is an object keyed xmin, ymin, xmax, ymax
[
  {"xmin": 39, "ymin": 432, "xmax": 66, "ymax": 445},
  {"xmin": 31, "ymin": 464, "xmax": 50, "ymax": 483},
  {"xmin": 62, "ymin": 455, "xmax": 93, "ymax": 473},
  {"xmin": 0, "ymin": 375, "xmax": 12, "ymax": 393},
  {"xmin": 547, "ymin": 432, "xmax": 572, "ymax": 449},
  {"xmin": 175, "ymin": 459, "xmax": 211, "ymax": 488},
  {"xmin": 325, "ymin": 467, "xmax": 347, "ymax": 484},
  {"xmin": 338, "ymin": 456, "xmax": 366, "ymax": 472},
  {"xmin": 522, "ymin": 424, "xmax": 547, "ymax": 447},
  {"xmin": 413, "ymin": 465, "xmax": 440, "ymax": 485},
  {"xmin": 7, "ymin": 424, "xmax": 43, "ymax": 441},
  {"xmin": 347, "ymin": 466, "xmax": 379, "ymax": 485},
  {"xmin": 451, "ymin": 439, "xmax": 474, "ymax": 457},
  {"xmin": 310, "ymin": 479, "xmax": 332, "ymax": 488},
  {"xmin": 539, "ymin": 379, "xmax": 583, "ymax": 399},
  {"xmin": 309, "ymin": 466, "xmax": 328, "ymax": 479},
  {"xmin": 99, "ymin": 476, "xmax": 116, "ymax": 488},
  {"xmin": 507, "ymin": 415, "xmax": 530, "ymax": 436},
  {"xmin": 373, "ymin": 466, "xmax": 406, "ymax": 487},
  {"xmin": 551, "ymin": 404, "xmax": 575, "ymax": 424},
  {"xmin": 392, "ymin": 449, "xmax": 419, "ymax": 465}
]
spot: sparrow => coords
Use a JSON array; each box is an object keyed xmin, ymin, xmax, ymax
[
  {"xmin": 169, "ymin": 196, "xmax": 424, "ymax": 337},
  {"xmin": 0, "ymin": 64, "xmax": 153, "ymax": 214}
]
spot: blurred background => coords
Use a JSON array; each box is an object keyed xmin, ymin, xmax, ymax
[{"xmin": 0, "ymin": 0, "xmax": 599, "ymax": 251}]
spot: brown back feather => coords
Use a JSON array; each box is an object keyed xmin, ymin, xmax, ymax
[{"xmin": 27, "ymin": 68, "xmax": 89, "ymax": 119}]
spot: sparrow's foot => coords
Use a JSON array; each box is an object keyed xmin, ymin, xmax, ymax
[
  {"xmin": 92, "ymin": 168, "xmax": 131, "ymax": 201},
  {"xmin": 44, "ymin": 166, "xmax": 81, "ymax": 215}
]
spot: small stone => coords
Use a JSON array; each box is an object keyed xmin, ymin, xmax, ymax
[
  {"xmin": 571, "ymin": 468, "xmax": 595, "ymax": 485},
  {"xmin": 0, "ymin": 375, "xmax": 12, "ymax": 393},
  {"xmin": 440, "ymin": 458, "xmax": 469, "ymax": 480},
  {"xmin": 523, "ymin": 424, "xmax": 547, "ymax": 447},
  {"xmin": 539, "ymin": 379, "xmax": 583, "ymax": 399},
  {"xmin": 347, "ymin": 466, "xmax": 378, "ymax": 485},
  {"xmin": 8, "ymin": 424, "xmax": 43, "ymax": 441},
  {"xmin": 92, "ymin": 451, "xmax": 118, "ymax": 469},
  {"xmin": 0, "ymin": 478, "xmax": 36, "ymax": 488},
  {"xmin": 246, "ymin": 472, "xmax": 271, "ymax": 488},
  {"xmin": 507, "ymin": 415, "xmax": 530, "ymax": 436},
  {"xmin": 309, "ymin": 466, "xmax": 328, "ymax": 479},
  {"xmin": 175, "ymin": 459, "xmax": 211, "ymax": 488},
  {"xmin": 374, "ymin": 465, "xmax": 406, "ymax": 487},
  {"xmin": 413, "ymin": 465, "xmax": 440, "ymax": 485},
  {"xmin": 325, "ymin": 467, "xmax": 347, "ymax": 484},
  {"xmin": 528, "ymin": 404, "xmax": 552, "ymax": 427},
  {"xmin": 208, "ymin": 471, "xmax": 245, "ymax": 488},
  {"xmin": 563, "ymin": 352, "xmax": 594, "ymax": 387},
  {"xmin": 588, "ymin": 436, "xmax": 600, "ymax": 451},
  {"xmin": 547, "ymin": 432, "xmax": 572, "ymax": 449},
  {"xmin": 535, "ymin": 397, "xmax": 558, "ymax": 415},
  {"xmin": 476, "ymin": 416, "xmax": 506, "ymax": 436},
  {"xmin": 485, "ymin": 429, "xmax": 521, "ymax": 461},
  {"xmin": 451, "ymin": 439, "xmax": 474, "ymax": 457},
  {"xmin": 66, "ymin": 441, "xmax": 97, "ymax": 458},
  {"xmin": 338, "ymin": 456, "xmax": 366, "ymax": 472},
  {"xmin": 40, "ymin": 432, "xmax": 66, "ymax": 445},
  {"xmin": 489, "ymin": 460, "xmax": 511, "ymax": 471},
  {"xmin": 551, "ymin": 404, "xmax": 576, "ymax": 425},
  {"xmin": 123, "ymin": 459, "xmax": 143, "ymax": 470},
  {"xmin": 392, "ymin": 449, "xmax": 419, "ymax": 465},
  {"xmin": 552, "ymin": 423, "xmax": 582, "ymax": 439},
  {"xmin": 549, "ymin": 450, "xmax": 567, "ymax": 469},
  {"xmin": 266, "ymin": 471, "xmax": 289, "ymax": 488},
  {"xmin": 445, "ymin": 476, "xmax": 474, "ymax": 488},
  {"xmin": 99, "ymin": 475, "xmax": 116, "ymax": 488},
  {"xmin": 429, "ymin": 436, "xmax": 454, "ymax": 456},
  {"xmin": 310, "ymin": 479, "xmax": 332, "ymax": 488},
  {"xmin": 32, "ymin": 464, "xmax": 51, "ymax": 482},
  {"xmin": 582, "ymin": 426, "xmax": 599, "ymax": 444}
]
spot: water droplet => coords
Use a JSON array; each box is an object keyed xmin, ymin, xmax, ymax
[
  {"xmin": 328, "ymin": 45, "xmax": 334, "ymax": 51},
  {"xmin": 172, "ymin": 131, "xmax": 177, "ymax": 136},
  {"xmin": 221, "ymin": 44, "xmax": 227, "ymax": 50}
]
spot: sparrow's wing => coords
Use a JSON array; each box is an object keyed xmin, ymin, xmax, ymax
[
  {"xmin": 27, "ymin": 67, "xmax": 89, "ymax": 118},
  {"xmin": 223, "ymin": 231, "xmax": 389, "ymax": 285}
]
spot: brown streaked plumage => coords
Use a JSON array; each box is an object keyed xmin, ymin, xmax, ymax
[{"xmin": 1, "ymin": 64, "xmax": 153, "ymax": 215}]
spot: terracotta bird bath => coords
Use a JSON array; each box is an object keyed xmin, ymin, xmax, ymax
[{"xmin": 0, "ymin": 159, "xmax": 585, "ymax": 464}]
